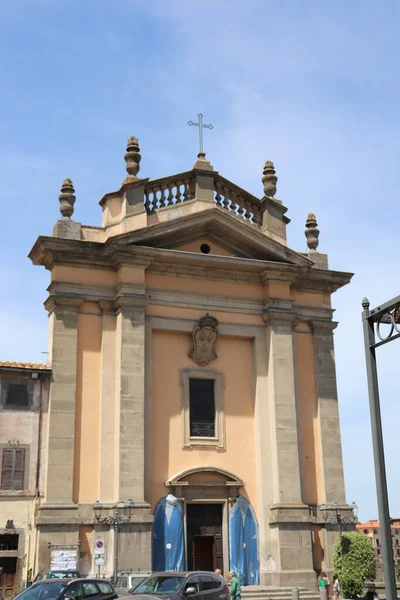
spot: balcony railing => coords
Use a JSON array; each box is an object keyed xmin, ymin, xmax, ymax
[{"xmin": 143, "ymin": 171, "xmax": 263, "ymax": 227}]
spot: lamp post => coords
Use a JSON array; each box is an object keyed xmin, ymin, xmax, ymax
[
  {"xmin": 94, "ymin": 500, "xmax": 134, "ymax": 583},
  {"xmin": 320, "ymin": 502, "xmax": 358, "ymax": 539},
  {"xmin": 362, "ymin": 295, "xmax": 400, "ymax": 600}
]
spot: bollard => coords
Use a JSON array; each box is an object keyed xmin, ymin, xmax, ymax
[
  {"xmin": 292, "ymin": 588, "xmax": 299, "ymax": 600},
  {"xmin": 320, "ymin": 588, "xmax": 328, "ymax": 600}
]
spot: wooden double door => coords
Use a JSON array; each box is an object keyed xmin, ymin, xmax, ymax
[
  {"xmin": 187, "ymin": 504, "xmax": 223, "ymax": 572},
  {"xmin": 0, "ymin": 558, "xmax": 17, "ymax": 600}
]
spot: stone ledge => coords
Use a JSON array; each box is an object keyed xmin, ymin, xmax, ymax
[{"xmin": 269, "ymin": 503, "xmax": 314, "ymax": 524}]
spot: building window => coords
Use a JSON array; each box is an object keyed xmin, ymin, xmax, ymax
[
  {"xmin": 364, "ymin": 529, "xmax": 369, "ymax": 534},
  {"xmin": 377, "ymin": 538, "xmax": 380, "ymax": 546},
  {"xmin": 1, "ymin": 449, "xmax": 26, "ymax": 490},
  {"xmin": 374, "ymin": 529, "xmax": 378, "ymax": 534},
  {"xmin": 0, "ymin": 534, "xmax": 19, "ymax": 550},
  {"xmin": 1, "ymin": 379, "xmax": 34, "ymax": 410},
  {"xmin": 180, "ymin": 368, "xmax": 225, "ymax": 448},
  {"xmin": 377, "ymin": 549, "xmax": 381, "ymax": 557},
  {"xmin": 398, "ymin": 549, "xmax": 400, "ymax": 557},
  {"xmin": 5, "ymin": 384, "xmax": 29, "ymax": 408},
  {"xmin": 189, "ymin": 378, "xmax": 215, "ymax": 437}
]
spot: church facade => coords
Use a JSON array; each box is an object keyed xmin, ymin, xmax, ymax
[{"xmin": 29, "ymin": 138, "xmax": 354, "ymax": 588}]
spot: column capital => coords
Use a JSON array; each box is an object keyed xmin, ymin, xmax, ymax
[
  {"xmin": 310, "ymin": 319, "xmax": 338, "ymax": 333},
  {"xmin": 114, "ymin": 283, "xmax": 147, "ymax": 313},
  {"xmin": 44, "ymin": 296, "xmax": 83, "ymax": 316},
  {"xmin": 262, "ymin": 298, "xmax": 297, "ymax": 327}
]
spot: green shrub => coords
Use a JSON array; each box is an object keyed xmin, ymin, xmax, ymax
[{"xmin": 333, "ymin": 533, "xmax": 376, "ymax": 598}]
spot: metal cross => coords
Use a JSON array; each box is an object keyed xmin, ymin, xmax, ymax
[{"xmin": 188, "ymin": 113, "xmax": 213, "ymax": 154}]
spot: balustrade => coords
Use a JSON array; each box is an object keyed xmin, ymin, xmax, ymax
[
  {"xmin": 214, "ymin": 179, "xmax": 261, "ymax": 226},
  {"xmin": 144, "ymin": 176, "xmax": 195, "ymax": 212},
  {"xmin": 143, "ymin": 172, "xmax": 262, "ymax": 227}
]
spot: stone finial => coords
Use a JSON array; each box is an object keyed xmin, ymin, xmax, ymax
[
  {"xmin": 58, "ymin": 178, "xmax": 76, "ymax": 218},
  {"xmin": 362, "ymin": 297, "xmax": 370, "ymax": 309},
  {"xmin": 124, "ymin": 136, "xmax": 141, "ymax": 183},
  {"xmin": 305, "ymin": 213, "xmax": 320, "ymax": 251},
  {"xmin": 262, "ymin": 161, "xmax": 278, "ymax": 197}
]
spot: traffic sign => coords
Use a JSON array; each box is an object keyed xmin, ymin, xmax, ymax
[{"xmin": 94, "ymin": 537, "xmax": 105, "ymax": 555}]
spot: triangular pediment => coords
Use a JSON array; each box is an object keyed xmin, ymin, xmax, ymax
[{"xmin": 110, "ymin": 207, "xmax": 312, "ymax": 266}]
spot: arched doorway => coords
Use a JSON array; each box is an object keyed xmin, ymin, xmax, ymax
[{"xmin": 154, "ymin": 466, "xmax": 259, "ymax": 578}]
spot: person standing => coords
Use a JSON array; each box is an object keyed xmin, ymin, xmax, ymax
[
  {"xmin": 318, "ymin": 572, "xmax": 330, "ymax": 598},
  {"xmin": 228, "ymin": 571, "xmax": 241, "ymax": 600},
  {"xmin": 332, "ymin": 574, "xmax": 340, "ymax": 600}
]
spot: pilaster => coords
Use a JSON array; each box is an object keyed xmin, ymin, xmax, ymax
[
  {"xmin": 43, "ymin": 299, "xmax": 81, "ymax": 505},
  {"xmin": 254, "ymin": 302, "xmax": 316, "ymax": 589},
  {"xmin": 312, "ymin": 320, "xmax": 346, "ymax": 503},
  {"xmin": 263, "ymin": 302, "xmax": 302, "ymax": 504},
  {"xmin": 116, "ymin": 305, "xmax": 147, "ymax": 503},
  {"xmin": 99, "ymin": 303, "xmax": 117, "ymax": 502}
]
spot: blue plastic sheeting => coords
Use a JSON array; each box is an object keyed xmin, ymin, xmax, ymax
[
  {"xmin": 152, "ymin": 494, "xmax": 184, "ymax": 572},
  {"xmin": 229, "ymin": 496, "xmax": 260, "ymax": 585}
]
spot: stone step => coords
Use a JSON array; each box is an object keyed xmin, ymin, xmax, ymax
[
  {"xmin": 241, "ymin": 588, "xmax": 319, "ymax": 600},
  {"xmin": 242, "ymin": 595, "xmax": 319, "ymax": 600}
]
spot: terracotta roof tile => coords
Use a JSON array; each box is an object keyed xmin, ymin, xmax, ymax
[{"xmin": 0, "ymin": 361, "xmax": 50, "ymax": 370}]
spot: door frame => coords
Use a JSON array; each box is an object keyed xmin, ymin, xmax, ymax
[{"xmin": 183, "ymin": 499, "xmax": 229, "ymax": 574}]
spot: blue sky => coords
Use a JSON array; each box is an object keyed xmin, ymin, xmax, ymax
[{"xmin": 1, "ymin": 0, "xmax": 400, "ymax": 523}]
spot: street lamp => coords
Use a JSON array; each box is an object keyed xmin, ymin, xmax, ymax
[
  {"xmin": 94, "ymin": 499, "xmax": 134, "ymax": 583},
  {"xmin": 320, "ymin": 502, "xmax": 358, "ymax": 539},
  {"xmin": 362, "ymin": 296, "xmax": 400, "ymax": 600}
]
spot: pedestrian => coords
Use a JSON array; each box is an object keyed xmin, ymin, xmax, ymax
[
  {"xmin": 332, "ymin": 574, "xmax": 340, "ymax": 600},
  {"xmin": 318, "ymin": 572, "xmax": 330, "ymax": 596},
  {"xmin": 215, "ymin": 569, "xmax": 222, "ymax": 576},
  {"xmin": 228, "ymin": 571, "xmax": 241, "ymax": 600}
]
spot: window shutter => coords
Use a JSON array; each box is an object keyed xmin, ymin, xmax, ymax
[
  {"xmin": 13, "ymin": 450, "xmax": 25, "ymax": 490},
  {"xmin": 1, "ymin": 449, "xmax": 25, "ymax": 490},
  {"xmin": 2, "ymin": 450, "xmax": 14, "ymax": 490}
]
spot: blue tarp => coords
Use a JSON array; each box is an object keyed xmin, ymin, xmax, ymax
[
  {"xmin": 229, "ymin": 496, "xmax": 260, "ymax": 585},
  {"xmin": 152, "ymin": 494, "xmax": 184, "ymax": 572}
]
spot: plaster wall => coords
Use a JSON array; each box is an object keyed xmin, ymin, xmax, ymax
[{"xmin": 151, "ymin": 330, "xmax": 257, "ymax": 511}]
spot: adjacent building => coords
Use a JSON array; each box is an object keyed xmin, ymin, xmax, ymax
[
  {"xmin": 0, "ymin": 362, "xmax": 51, "ymax": 598},
  {"xmin": 26, "ymin": 138, "xmax": 354, "ymax": 590},
  {"xmin": 357, "ymin": 519, "xmax": 400, "ymax": 564}
]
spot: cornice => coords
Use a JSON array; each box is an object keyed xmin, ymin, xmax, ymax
[
  {"xmin": 291, "ymin": 267, "xmax": 353, "ymax": 294},
  {"xmin": 29, "ymin": 235, "xmax": 352, "ymax": 296},
  {"xmin": 111, "ymin": 208, "xmax": 311, "ymax": 267}
]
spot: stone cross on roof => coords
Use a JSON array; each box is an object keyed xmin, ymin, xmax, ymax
[{"xmin": 188, "ymin": 113, "xmax": 213, "ymax": 155}]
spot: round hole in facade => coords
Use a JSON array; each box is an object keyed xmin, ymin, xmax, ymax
[{"xmin": 200, "ymin": 244, "xmax": 211, "ymax": 254}]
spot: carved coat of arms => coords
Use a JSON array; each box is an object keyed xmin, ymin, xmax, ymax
[{"xmin": 189, "ymin": 315, "xmax": 219, "ymax": 367}]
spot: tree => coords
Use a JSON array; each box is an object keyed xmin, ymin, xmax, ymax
[{"xmin": 333, "ymin": 533, "xmax": 376, "ymax": 598}]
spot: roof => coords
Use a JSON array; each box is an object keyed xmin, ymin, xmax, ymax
[
  {"xmin": 0, "ymin": 361, "xmax": 51, "ymax": 371},
  {"xmin": 357, "ymin": 519, "xmax": 400, "ymax": 529}
]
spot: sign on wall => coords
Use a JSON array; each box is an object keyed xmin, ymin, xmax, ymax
[
  {"xmin": 50, "ymin": 549, "xmax": 78, "ymax": 570},
  {"xmin": 94, "ymin": 537, "xmax": 105, "ymax": 555}
]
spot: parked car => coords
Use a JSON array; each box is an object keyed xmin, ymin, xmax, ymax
[
  {"xmin": 128, "ymin": 572, "xmax": 229, "ymax": 600},
  {"xmin": 113, "ymin": 573, "xmax": 151, "ymax": 596},
  {"xmin": 33, "ymin": 572, "xmax": 81, "ymax": 583},
  {"xmin": 13, "ymin": 578, "xmax": 117, "ymax": 600}
]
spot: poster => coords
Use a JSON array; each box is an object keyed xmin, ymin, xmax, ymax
[{"xmin": 50, "ymin": 549, "xmax": 78, "ymax": 570}]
